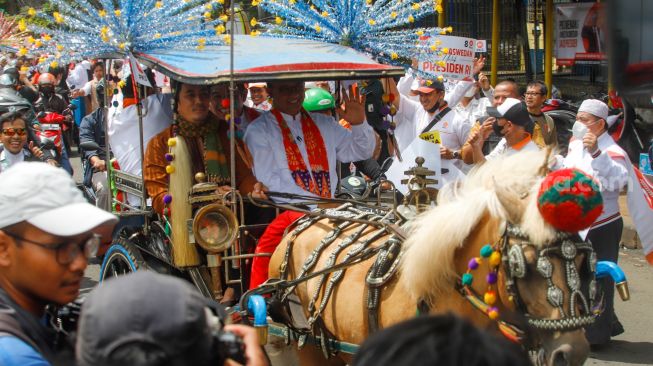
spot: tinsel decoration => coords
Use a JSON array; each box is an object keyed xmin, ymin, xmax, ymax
[
  {"xmin": 253, "ymin": 0, "xmax": 449, "ymax": 66},
  {"xmin": 0, "ymin": 13, "xmax": 28, "ymax": 49},
  {"xmin": 22, "ymin": 0, "xmax": 230, "ymax": 66}
]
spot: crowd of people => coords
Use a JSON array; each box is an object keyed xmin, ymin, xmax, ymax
[{"xmin": 0, "ymin": 48, "xmax": 633, "ymax": 365}]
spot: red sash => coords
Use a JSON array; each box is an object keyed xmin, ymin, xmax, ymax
[{"xmin": 272, "ymin": 109, "xmax": 331, "ymax": 198}]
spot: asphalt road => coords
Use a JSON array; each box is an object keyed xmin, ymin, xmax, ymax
[{"xmin": 72, "ymin": 152, "xmax": 652, "ymax": 365}]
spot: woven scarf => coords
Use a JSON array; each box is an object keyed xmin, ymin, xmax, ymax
[
  {"xmin": 272, "ymin": 109, "xmax": 331, "ymax": 198},
  {"xmin": 176, "ymin": 117, "xmax": 230, "ymax": 184}
]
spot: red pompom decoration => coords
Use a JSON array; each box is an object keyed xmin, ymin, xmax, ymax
[
  {"xmin": 537, "ymin": 169, "xmax": 603, "ymax": 232},
  {"xmin": 220, "ymin": 98, "xmax": 230, "ymax": 109}
]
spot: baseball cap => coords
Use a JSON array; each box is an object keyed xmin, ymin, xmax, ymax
[
  {"xmin": 578, "ymin": 99, "xmax": 608, "ymax": 121},
  {"xmin": 486, "ymin": 98, "xmax": 532, "ymax": 127},
  {"xmin": 247, "ymin": 82, "xmax": 267, "ymax": 89},
  {"xmin": 0, "ymin": 162, "xmax": 117, "ymax": 240},
  {"xmin": 410, "ymin": 78, "xmax": 445, "ymax": 95},
  {"xmin": 76, "ymin": 271, "xmax": 219, "ymax": 366}
]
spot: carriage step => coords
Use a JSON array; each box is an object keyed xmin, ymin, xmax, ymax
[{"xmin": 267, "ymin": 323, "xmax": 360, "ymax": 355}]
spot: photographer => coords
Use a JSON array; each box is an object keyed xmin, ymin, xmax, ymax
[
  {"xmin": 0, "ymin": 162, "xmax": 117, "ymax": 365},
  {"xmin": 76, "ymin": 271, "xmax": 268, "ymax": 366}
]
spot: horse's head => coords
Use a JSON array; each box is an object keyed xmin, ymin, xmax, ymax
[
  {"xmin": 497, "ymin": 225, "xmax": 596, "ymax": 366},
  {"xmin": 490, "ymin": 160, "xmax": 601, "ymax": 366},
  {"xmin": 402, "ymin": 151, "xmax": 598, "ymax": 366}
]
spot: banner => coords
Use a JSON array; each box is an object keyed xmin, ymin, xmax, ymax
[
  {"xmin": 555, "ymin": 3, "xmax": 607, "ymax": 66},
  {"xmin": 418, "ymin": 35, "xmax": 476, "ymax": 81},
  {"xmin": 128, "ymin": 52, "xmax": 152, "ymax": 87}
]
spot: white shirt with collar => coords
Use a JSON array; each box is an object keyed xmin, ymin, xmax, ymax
[
  {"xmin": 486, "ymin": 135, "xmax": 540, "ymax": 160},
  {"xmin": 0, "ymin": 148, "xmax": 26, "ymax": 172},
  {"xmin": 244, "ymin": 110, "xmax": 375, "ymax": 202},
  {"xmin": 454, "ymin": 97, "xmax": 492, "ymax": 126},
  {"xmin": 562, "ymin": 132, "xmax": 629, "ymax": 228}
]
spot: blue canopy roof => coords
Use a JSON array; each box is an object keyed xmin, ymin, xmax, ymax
[{"xmin": 135, "ymin": 35, "xmax": 404, "ymax": 84}]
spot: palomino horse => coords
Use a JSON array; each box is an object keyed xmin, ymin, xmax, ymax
[{"xmin": 267, "ymin": 150, "xmax": 596, "ymax": 366}]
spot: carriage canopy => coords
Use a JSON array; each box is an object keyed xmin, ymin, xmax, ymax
[{"xmin": 134, "ymin": 35, "xmax": 405, "ymax": 84}]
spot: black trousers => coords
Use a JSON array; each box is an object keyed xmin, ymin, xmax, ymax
[{"xmin": 585, "ymin": 218, "xmax": 623, "ymax": 345}]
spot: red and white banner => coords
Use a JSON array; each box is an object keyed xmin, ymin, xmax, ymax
[
  {"xmin": 555, "ymin": 3, "xmax": 607, "ymax": 66},
  {"xmin": 627, "ymin": 164, "xmax": 653, "ymax": 265}
]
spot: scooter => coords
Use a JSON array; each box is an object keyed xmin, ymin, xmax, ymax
[{"xmin": 35, "ymin": 104, "xmax": 76, "ymax": 170}]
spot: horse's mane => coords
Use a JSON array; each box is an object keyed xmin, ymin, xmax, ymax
[{"xmin": 400, "ymin": 150, "xmax": 558, "ymax": 302}]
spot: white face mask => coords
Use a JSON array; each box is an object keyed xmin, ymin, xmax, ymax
[
  {"xmin": 464, "ymin": 87, "xmax": 477, "ymax": 98},
  {"xmin": 572, "ymin": 121, "xmax": 588, "ymax": 140}
]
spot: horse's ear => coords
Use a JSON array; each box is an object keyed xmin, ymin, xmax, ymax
[{"xmin": 493, "ymin": 177, "xmax": 526, "ymax": 224}]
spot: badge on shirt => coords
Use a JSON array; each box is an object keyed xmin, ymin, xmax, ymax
[{"xmin": 419, "ymin": 130, "xmax": 442, "ymax": 145}]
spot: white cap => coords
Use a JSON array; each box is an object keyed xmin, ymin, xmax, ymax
[
  {"xmin": 578, "ymin": 99, "xmax": 608, "ymax": 121},
  {"xmin": 0, "ymin": 163, "xmax": 118, "ymax": 240},
  {"xmin": 247, "ymin": 82, "xmax": 267, "ymax": 88}
]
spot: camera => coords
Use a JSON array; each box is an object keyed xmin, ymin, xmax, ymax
[{"xmin": 205, "ymin": 306, "xmax": 247, "ymax": 365}]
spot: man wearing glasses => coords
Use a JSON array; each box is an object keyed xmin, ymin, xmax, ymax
[
  {"xmin": 0, "ymin": 162, "xmax": 117, "ymax": 365},
  {"xmin": 0, "ymin": 111, "xmax": 57, "ymax": 172},
  {"xmin": 524, "ymin": 81, "xmax": 557, "ymax": 149}
]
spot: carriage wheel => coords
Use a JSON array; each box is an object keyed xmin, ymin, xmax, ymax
[{"xmin": 99, "ymin": 239, "xmax": 147, "ymax": 282}]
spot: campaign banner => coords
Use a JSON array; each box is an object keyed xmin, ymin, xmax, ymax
[
  {"xmin": 418, "ymin": 35, "xmax": 476, "ymax": 81},
  {"xmin": 555, "ymin": 2, "xmax": 607, "ymax": 66}
]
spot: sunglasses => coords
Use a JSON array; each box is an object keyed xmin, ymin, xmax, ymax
[{"xmin": 2, "ymin": 128, "xmax": 27, "ymax": 137}]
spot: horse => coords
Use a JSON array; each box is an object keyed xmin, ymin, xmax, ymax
[{"xmin": 267, "ymin": 150, "xmax": 596, "ymax": 366}]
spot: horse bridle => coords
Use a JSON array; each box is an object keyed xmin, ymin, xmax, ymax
[
  {"xmin": 500, "ymin": 224, "xmax": 598, "ymax": 332},
  {"xmin": 459, "ymin": 223, "xmax": 599, "ymax": 346}
]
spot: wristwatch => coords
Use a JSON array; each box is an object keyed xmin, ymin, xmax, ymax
[{"xmin": 452, "ymin": 150, "xmax": 461, "ymax": 160}]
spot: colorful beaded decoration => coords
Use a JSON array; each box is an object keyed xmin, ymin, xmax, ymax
[
  {"xmin": 462, "ymin": 244, "xmax": 502, "ymax": 320},
  {"xmin": 162, "ymin": 88, "xmax": 180, "ymax": 237}
]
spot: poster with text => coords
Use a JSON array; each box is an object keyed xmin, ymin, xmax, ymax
[
  {"xmin": 555, "ymin": 2, "xmax": 607, "ymax": 66},
  {"xmin": 418, "ymin": 35, "xmax": 476, "ymax": 81}
]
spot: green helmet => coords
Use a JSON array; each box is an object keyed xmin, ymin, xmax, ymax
[{"xmin": 303, "ymin": 88, "xmax": 335, "ymax": 112}]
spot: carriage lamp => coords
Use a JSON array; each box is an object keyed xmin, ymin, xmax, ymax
[{"xmin": 192, "ymin": 203, "xmax": 239, "ymax": 253}]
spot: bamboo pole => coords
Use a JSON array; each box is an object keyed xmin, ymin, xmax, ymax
[
  {"xmin": 490, "ymin": 0, "xmax": 500, "ymax": 86},
  {"xmin": 544, "ymin": 0, "xmax": 554, "ymax": 98},
  {"xmin": 438, "ymin": 1, "xmax": 446, "ymax": 28}
]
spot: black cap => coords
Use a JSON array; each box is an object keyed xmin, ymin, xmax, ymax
[
  {"xmin": 76, "ymin": 271, "xmax": 217, "ymax": 366},
  {"xmin": 486, "ymin": 98, "xmax": 532, "ymax": 127}
]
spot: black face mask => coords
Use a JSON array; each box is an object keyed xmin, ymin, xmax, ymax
[
  {"xmin": 39, "ymin": 85, "xmax": 55, "ymax": 95},
  {"xmin": 427, "ymin": 97, "xmax": 443, "ymax": 114},
  {"xmin": 492, "ymin": 121, "xmax": 506, "ymax": 137}
]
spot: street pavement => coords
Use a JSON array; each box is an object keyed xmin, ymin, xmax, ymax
[{"xmin": 72, "ymin": 152, "xmax": 652, "ymax": 365}]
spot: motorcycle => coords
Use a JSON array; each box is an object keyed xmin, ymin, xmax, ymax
[
  {"xmin": 337, "ymin": 158, "xmax": 402, "ymax": 203},
  {"xmin": 35, "ymin": 104, "xmax": 76, "ymax": 169}
]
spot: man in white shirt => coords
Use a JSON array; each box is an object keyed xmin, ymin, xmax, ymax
[
  {"xmin": 469, "ymin": 98, "xmax": 540, "ymax": 163},
  {"xmin": 244, "ymin": 81, "xmax": 375, "ymax": 201},
  {"xmin": 453, "ymin": 81, "xmax": 491, "ymax": 135},
  {"xmin": 559, "ymin": 99, "xmax": 628, "ymax": 346},
  {"xmin": 244, "ymin": 80, "xmax": 374, "ymax": 289},
  {"xmin": 71, "ymin": 62, "xmax": 104, "ymax": 114},
  {"xmin": 385, "ymin": 76, "xmax": 472, "ymax": 184}
]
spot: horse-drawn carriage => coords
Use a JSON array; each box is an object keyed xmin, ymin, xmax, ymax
[{"xmin": 90, "ymin": 35, "xmax": 633, "ymax": 366}]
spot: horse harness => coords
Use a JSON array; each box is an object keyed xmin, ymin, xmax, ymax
[
  {"xmin": 454, "ymin": 223, "xmax": 599, "ymax": 347},
  {"xmin": 266, "ymin": 203, "xmax": 403, "ymax": 358}
]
